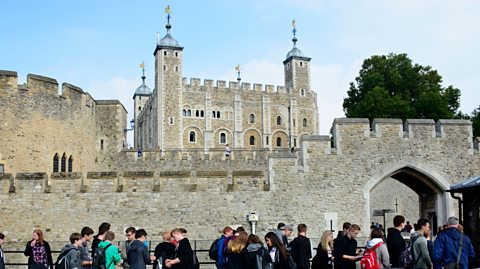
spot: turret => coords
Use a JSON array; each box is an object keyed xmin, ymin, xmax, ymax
[
  {"xmin": 153, "ymin": 5, "xmax": 184, "ymax": 150},
  {"xmin": 283, "ymin": 20, "xmax": 311, "ymax": 93},
  {"xmin": 133, "ymin": 64, "xmax": 152, "ymax": 148}
]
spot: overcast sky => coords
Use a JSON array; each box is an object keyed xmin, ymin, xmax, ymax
[{"xmin": 2, "ymin": 1, "xmax": 479, "ymax": 146}]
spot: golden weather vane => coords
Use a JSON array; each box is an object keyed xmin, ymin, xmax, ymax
[{"xmin": 165, "ymin": 5, "xmax": 171, "ymax": 14}]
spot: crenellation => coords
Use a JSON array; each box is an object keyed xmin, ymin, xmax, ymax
[
  {"xmin": 217, "ymin": 80, "xmax": 226, "ymax": 88},
  {"xmin": 190, "ymin": 78, "xmax": 201, "ymax": 87},
  {"xmin": 61, "ymin": 82, "xmax": 86, "ymax": 102},
  {"xmin": 229, "ymin": 81, "xmax": 239, "ymax": 89},
  {"xmin": 404, "ymin": 119, "xmax": 436, "ymax": 138},
  {"xmin": 27, "ymin": 73, "xmax": 59, "ymax": 94},
  {"xmin": 253, "ymin": 83, "xmax": 263, "ymax": 91},
  {"xmin": 203, "ymin": 79, "xmax": 214, "ymax": 88},
  {"xmin": 371, "ymin": 118, "xmax": 403, "ymax": 138},
  {"xmin": 276, "ymin": 86, "xmax": 286, "ymax": 93},
  {"xmin": 0, "ymin": 70, "xmax": 18, "ymax": 93},
  {"xmin": 241, "ymin": 82, "xmax": 251, "ymax": 90},
  {"xmin": 265, "ymin": 85, "xmax": 274, "ymax": 92}
]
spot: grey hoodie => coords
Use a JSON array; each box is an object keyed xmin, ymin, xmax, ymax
[
  {"xmin": 366, "ymin": 238, "xmax": 390, "ymax": 268},
  {"xmin": 61, "ymin": 243, "xmax": 82, "ymax": 269}
]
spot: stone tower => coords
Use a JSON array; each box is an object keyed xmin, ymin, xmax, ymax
[
  {"xmin": 283, "ymin": 21, "xmax": 311, "ymax": 93},
  {"xmin": 132, "ymin": 66, "xmax": 152, "ymax": 148},
  {"xmin": 282, "ymin": 21, "xmax": 313, "ymax": 148},
  {"xmin": 153, "ymin": 8, "xmax": 184, "ymax": 151}
]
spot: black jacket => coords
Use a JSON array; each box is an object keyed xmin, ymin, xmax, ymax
[
  {"xmin": 153, "ymin": 242, "xmax": 175, "ymax": 269},
  {"xmin": 333, "ymin": 235, "xmax": 357, "ymax": 269},
  {"xmin": 241, "ymin": 243, "xmax": 272, "ymax": 269},
  {"xmin": 127, "ymin": 240, "xmax": 152, "ymax": 269},
  {"xmin": 24, "ymin": 240, "xmax": 53, "ymax": 269},
  {"xmin": 172, "ymin": 238, "xmax": 194, "ymax": 269},
  {"xmin": 312, "ymin": 246, "xmax": 333, "ymax": 269},
  {"xmin": 0, "ymin": 246, "xmax": 5, "ymax": 269},
  {"xmin": 386, "ymin": 227, "xmax": 405, "ymax": 267},
  {"xmin": 289, "ymin": 235, "xmax": 312, "ymax": 269}
]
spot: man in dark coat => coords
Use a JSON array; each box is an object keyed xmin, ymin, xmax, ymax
[
  {"xmin": 433, "ymin": 217, "xmax": 475, "ymax": 269},
  {"xmin": 127, "ymin": 229, "xmax": 155, "ymax": 269},
  {"xmin": 290, "ymin": 224, "xmax": 312, "ymax": 269},
  {"xmin": 333, "ymin": 224, "xmax": 361, "ymax": 269},
  {"xmin": 386, "ymin": 215, "xmax": 406, "ymax": 268}
]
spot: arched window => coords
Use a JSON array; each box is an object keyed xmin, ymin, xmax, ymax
[
  {"xmin": 303, "ymin": 118, "xmax": 307, "ymax": 127},
  {"xmin": 220, "ymin": 133, "xmax": 226, "ymax": 144},
  {"xmin": 68, "ymin": 156, "xmax": 73, "ymax": 173},
  {"xmin": 249, "ymin": 136, "xmax": 255, "ymax": 145},
  {"xmin": 189, "ymin": 131, "xmax": 196, "ymax": 143},
  {"xmin": 187, "ymin": 110, "xmax": 191, "ymax": 117},
  {"xmin": 217, "ymin": 111, "xmax": 221, "ymax": 118},
  {"xmin": 61, "ymin": 153, "xmax": 66, "ymax": 172},
  {"xmin": 53, "ymin": 153, "xmax": 59, "ymax": 172},
  {"xmin": 277, "ymin": 116, "xmax": 282, "ymax": 125},
  {"xmin": 249, "ymin": 114, "xmax": 255, "ymax": 124},
  {"xmin": 212, "ymin": 111, "xmax": 216, "ymax": 118},
  {"xmin": 276, "ymin": 137, "xmax": 282, "ymax": 147},
  {"xmin": 196, "ymin": 110, "xmax": 199, "ymax": 117},
  {"xmin": 301, "ymin": 89, "xmax": 305, "ymax": 96},
  {"xmin": 200, "ymin": 110, "xmax": 204, "ymax": 117},
  {"xmin": 175, "ymin": 52, "xmax": 178, "ymax": 57},
  {"xmin": 164, "ymin": 51, "xmax": 167, "ymax": 56},
  {"xmin": 183, "ymin": 109, "xmax": 187, "ymax": 116}
]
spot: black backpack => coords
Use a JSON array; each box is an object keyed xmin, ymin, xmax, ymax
[
  {"xmin": 55, "ymin": 248, "xmax": 76, "ymax": 269},
  {"xmin": 208, "ymin": 238, "xmax": 220, "ymax": 261},
  {"xmin": 398, "ymin": 235, "xmax": 421, "ymax": 269},
  {"xmin": 192, "ymin": 250, "xmax": 200, "ymax": 269},
  {"xmin": 92, "ymin": 243, "xmax": 112, "ymax": 269}
]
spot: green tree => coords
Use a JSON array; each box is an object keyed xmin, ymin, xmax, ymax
[
  {"xmin": 471, "ymin": 106, "xmax": 480, "ymax": 137},
  {"xmin": 343, "ymin": 53, "xmax": 461, "ymax": 121}
]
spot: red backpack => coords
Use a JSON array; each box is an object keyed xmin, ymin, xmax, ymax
[{"xmin": 360, "ymin": 242, "xmax": 383, "ymax": 269}]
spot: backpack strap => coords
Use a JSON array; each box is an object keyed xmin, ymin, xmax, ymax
[
  {"xmin": 411, "ymin": 235, "xmax": 423, "ymax": 265},
  {"xmin": 371, "ymin": 242, "xmax": 383, "ymax": 251},
  {"xmin": 104, "ymin": 244, "xmax": 113, "ymax": 268},
  {"xmin": 455, "ymin": 232, "xmax": 464, "ymax": 267}
]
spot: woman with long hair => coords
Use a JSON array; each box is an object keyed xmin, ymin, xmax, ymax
[
  {"xmin": 265, "ymin": 232, "xmax": 289, "ymax": 269},
  {"xmin": 24, "ymin": 229, "xmax": 53, "ymax": 269},
  {"xmin": 241, "ymin": 234, "xmax": 272, "ymax": 269},
  {"xmin": 226, "ymin": 231, "xmax": 249, "ymax": 269},
  {"xmin": 312, "ymin": 230, "xmax": 334, "ymax": 269}
]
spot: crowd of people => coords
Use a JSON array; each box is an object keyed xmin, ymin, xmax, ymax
[{"xmin": 0, "ymin": 216, "xmax": 477, "ymax": 269}]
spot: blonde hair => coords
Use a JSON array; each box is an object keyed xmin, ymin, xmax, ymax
[
  {"xmin": 320, "ymin": 230, "xmax": 334, "ymax": 252},
  {"xmin": 227, "ymin": 231, "xmax": 248, "ymax": 254}
]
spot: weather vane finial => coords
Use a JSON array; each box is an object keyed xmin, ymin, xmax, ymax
[
  {"xmin": 291, "ymin": 19, "xmax": 298, "ymax": 47},
  {"xmin": 235, "ymin": 64, "xmax": 241, "ymax": 83},
  {"xmin": 165, "ymin": 5, "xmax": 172, "ymax": 32}
]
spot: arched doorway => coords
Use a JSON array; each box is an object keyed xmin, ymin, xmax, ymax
[{"xmin": 363, "ymin": 161, "xmax": 452, "ymax": 235}]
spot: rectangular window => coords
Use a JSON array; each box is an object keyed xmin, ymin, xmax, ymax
[
  {"xmin": 101, "ymin": 139, "xmax": 104, "ymax": 150},
  {"xmin": 169, "ymin": 117, "xmax": 174, "ymax": 125},
  {"xmin": 294, "ymin": 138, "xmax": 297, "ymax": 147},
  {"xmin": 0, "ymin": 164, "xmax": 4, "ymax": 175}
]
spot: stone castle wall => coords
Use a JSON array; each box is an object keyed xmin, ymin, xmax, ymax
[
  {"xmin": 0, "ymin": 70, "xmax": 126, "ymax": 175},
  {"xmin": 1, "ymin": 115, "xmax": 479, "ymax": 244}
]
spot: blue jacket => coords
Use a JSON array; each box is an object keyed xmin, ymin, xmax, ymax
[
  {"xmin": 217, "ymin": 235, "xmax": 228, "ymax": 269},
  {"xmin": 433, "ymin": 228, "xmax": 475, "ymax": 269}
]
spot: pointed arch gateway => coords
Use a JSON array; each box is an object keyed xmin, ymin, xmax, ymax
[{"xmin": 363, "ymin": 160, "xmax": 452, "ymax": 235}]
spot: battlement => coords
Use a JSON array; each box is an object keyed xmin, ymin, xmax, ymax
[
  {"xmin": 0, "ymin": 71, "xmax": 102, "ymax": 107},
  {"xmin": 182, "ymin": 77, "xmax": 303, "ymax": 95},
  {"xmin": 330, "ymin": 118, "xmax": 474, "ymax": 155}
]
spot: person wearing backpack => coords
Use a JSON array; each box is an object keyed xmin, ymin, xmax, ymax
[
  {"xmin": 214, "ymin": 226, "xmax": 234, "ymax": 269},
  {"xmin": 411, "ymin": 219, "xmax": 433, "ymax": 269},
  {"xmin": 96, "ymin": 231, "xmax": 122, "ymax": 269},
  {"xmin": 58, "ymin": 233, "xmax": 83, "ymax": 269},
  {"xmin": 362, "ymin": 228, "xmax": 390, "ymax": 269},
  {"xmin": 127, "ymin": 229, "xmax": 156, "ymax": 269}
]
